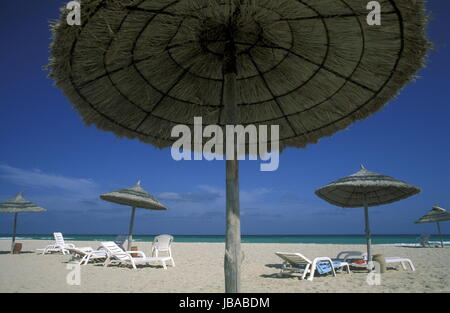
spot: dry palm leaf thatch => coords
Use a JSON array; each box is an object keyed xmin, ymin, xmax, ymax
[
  {"xmin": 416, "ymin": 206, "xmax": 450, "ymax": 224},
  {"xmin": 315, "ymin": 165, "xmax": 421, "ymax": 271},
  {"xmin": 0, "ymin": 193, "xmax": 47, "ymax": 213},
  {"xmin": 0, "ymin": 193, "xmax": 47, "ymax": 253},
  {"xmin": 100, "ymin": 180, "xmax": 168, "ymax": 250},
  {"xmin": 49, "ymin": 0, "xmax": 430, "ymax": 292},
  {"xmin": 100, "ymin": 180, "xmax": 168, "ymax": 210},
  {"xmin": 49, "ymin": 0, "xmax": 430, "ymax": 153},
  {"xmin": 415, "ymin": 206, "xmax": 450, "ymax": 248},
  {"xmin": 315, "ymin": 165, "xmax": 421, "ymax": 208}
]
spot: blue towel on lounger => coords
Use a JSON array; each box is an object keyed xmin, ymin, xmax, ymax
[{"xmin": 316, "ymin": 261, "xmax": 342, "ymax": 275}]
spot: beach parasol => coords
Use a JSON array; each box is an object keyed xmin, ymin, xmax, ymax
[
  {"xmin": 0, "ymin": 193, "xmax": 47, "ymax": 253},
  {"xmin": 415, "ymin": 206, "xmax": 450, "ymax": 248},
  {"xmin": 49, "ymin": 0, "xmax": 429, "ymax": 292},
  {"xmin": 100, "ymin": 181, "xmax": 168, "ymax": 250},
  {"xmin": 315, "ymin": 165, "xmax": 421, "ymax": 270}
]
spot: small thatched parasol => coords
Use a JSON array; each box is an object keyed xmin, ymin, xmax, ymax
[
  {"xmin": 415, "ymin": 206, "xmax": 450, "ymax": 248},
  {"xmin": 100, "ymin": 181, "xmax": 168, "ymax": 250},
  {"xmin": 49, "ymin": 0, "xmax": 429, "ymax": 291},
  {"xmin": 315, "ymin": 165, "xmax": 421, "ymax": 270},
  {"xmin": 0, "ymin": 193, "xmax": 47, "ymax": 253}
]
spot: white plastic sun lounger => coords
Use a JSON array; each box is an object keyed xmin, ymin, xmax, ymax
[
  {"xmin": 384, "ymin": 257, "xmax": 415, "ymax": 271},
  {"xmin": 66, "ymin": 247, "xmax": 108, "ymax": 265},
  {"xmin": 37, "ymin": 232, "xmax": 87, "ymax": 255},
  {"xmin": 340, "ymin": 251, "xmax": 415, "ymax": 271},
  {"xmin": 101, "ymin": 241, "xmax": 175, "ymax": 270},
  {"xmin": 275, "ymin": 252, "xmax": 350, "ymax": 281}
]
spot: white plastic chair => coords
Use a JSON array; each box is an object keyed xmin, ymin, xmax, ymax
[
  {"xmin": 275, "ymin": 252, "xmax": 350, "ymax": 281},
  {"xmin": 101, "ymin": 241, "xmax": 174, "ymax": 270},
  {"xmin": 151, "ymin": 235, "xmax": 174, "ymax": 260},
  {"xmin": 416, "ymin": 234, "xmax": 431, "ymax": 247}
]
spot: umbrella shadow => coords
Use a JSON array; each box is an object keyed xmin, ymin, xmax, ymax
[
  {"xmin": 260, "ymin": 263, "xmax": 296, "ymax": 279},
  {"xmin": 91, "ymin": 263, "xmax": 167, "ymax": 270},
  {"xmin": 265, "ymin": 263, "xmax": 283, "ymax": 270},
  {"xmin": 260, "ymin": 272, "xmax": 301, "ymax": 279}
]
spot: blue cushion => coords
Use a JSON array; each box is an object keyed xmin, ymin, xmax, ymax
[
  {"xmin": 316, "ymin": 261, "xmax": 342, "ymax": 274},
  {"xmin": 316, "ymin": 261, "xmax": 332, "ymax": 274}
]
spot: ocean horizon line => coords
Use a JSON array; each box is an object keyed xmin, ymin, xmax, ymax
[
  {"xmin": 2, "ymin": 233, "xmax": 448, "ymax": 236},
  {"xmin": 1, "ymin": 233, "xmax": 449, "ymax": 245}
]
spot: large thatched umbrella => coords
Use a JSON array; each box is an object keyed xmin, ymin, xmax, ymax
[
  {"xmin": 100, "ymin": 181, "xmax": 168, "ymax": 250},
  {"xmin": 416, "ymin": 206, "xmax": 450, "ymax": 248},
  {"xmin": 315, "ymin": 165, "xmax": 421, "ymax": 270},
  {"xmin": 49, "ymin": 0, "xmax": 429, "ymax": 291},
  {"xmin": 0, "ymin": 193, "xmax": 47, "ymax": 253}
]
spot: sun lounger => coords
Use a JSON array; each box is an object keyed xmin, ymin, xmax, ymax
[
  {"xmin": 340, "ymin": 251, "xmax": 415, "ymax": 271},
  {"xmin": 66, "ymin": 247, "xmax": 108, "ymax": 265},
  {"xmin": 101, "ymin": 241, "xmax": 175, "ymax": 270},
  {"xmin": 415, "ymin": 234, "xmax": 431, "ymax": 247},
  {"xmin": 384, "ymin": 257, "xmax": 415, "ymax": 271},
  {"xmin": 37, "ymin": 232, "xmax": 89, "ymax": 255},
  {"xmin": 275, "ymin": 252, "xmax": 350, "ymax": 281},
  {"xmin": 114, "ymin": 235, "xmax": 129, "ymax": 251}
]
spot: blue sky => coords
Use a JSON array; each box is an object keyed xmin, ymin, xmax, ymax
[{"xmin": 0, "ymin": 1, "xmax": 449, "ymax": 236}]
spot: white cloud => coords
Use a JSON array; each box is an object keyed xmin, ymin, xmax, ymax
[
  {"xmin": 158, "ymin": 190, "xmax": 221, "ymax": 202},
  {"xmin": 0, "ymin": 164, "xmax": 97, "ymax": 195}
]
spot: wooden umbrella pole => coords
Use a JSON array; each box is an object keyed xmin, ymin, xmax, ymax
[
  {"xmin": 363, "ymin": 196, "xmax": 372, "ymax": 272},
  {"xmin": 11, "ymin": 213, "xmax": 18, "ymax": 254},
  {"xmin": 223, "ymin": 20, "xmax": 241, "ymax": 293},
  {"xmin": 436, "ymin": 222, "xmax": 444, "ymax": 248},
  {"xmin": 127, "ymin": 207, "xmax": 136, "ymax": 251}
]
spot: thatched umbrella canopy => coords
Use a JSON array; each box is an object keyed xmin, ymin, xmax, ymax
[
  {"xmin": 316, "ymin": 165, "xmax": 421, "ymax": 270},
  {"xmin": 416, "ymin": 206, "xmax": 450, "ymax": 248},
  {"xmin": 0, "ymin": 193, "xmax": 47, "ymax": 253},
  {"xmin": 100, "ymin": 181, "xmax": 168, "ymax": 250},
  {"xmin": 49, "ymin": 0, "xmax": 429, "ymax": 291}
]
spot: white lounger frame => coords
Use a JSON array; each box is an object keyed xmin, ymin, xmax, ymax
[
  {"xmin": 101, "ymin": 241, "xmax": 175, "ymax": 270},
  {"xmin": 341, "ymin": 251, "xmax": 415, "ymax": 271},
  {"xmin": 67, "ymin": 247, "xmax": 108, "ymax": 265},
  {"xmin": 275, "ymin": 252, "xmax": 350, "ymax": 281},
  {"xmin": 37, "ymin": 232, "xmax": 76, "ymax": 255}
]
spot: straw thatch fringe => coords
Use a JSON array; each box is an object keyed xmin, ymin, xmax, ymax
[
  {"xmin": 416, "ymin": 206, "xmax": 450, "ymax": 224},
  {"xmin": 0, "ymin": 193, "xmax": 47, "ymax": 213},
  {"xmin": 315, "ymin": 167, "xmax": 421, "ymax": 208},
  {"xmin": 100, "ymin": 181, "xmax": 168, "ymax": 210},
  {"xmin": 49, "ymin": 0, "xmax": 430, "ymax": 154}
]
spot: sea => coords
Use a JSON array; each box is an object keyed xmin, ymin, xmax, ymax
[{"xmin": 1, "ymin": 234, "xmax": 449, "ymax": 246}]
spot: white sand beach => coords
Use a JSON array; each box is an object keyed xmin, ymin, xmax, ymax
[{"xmin": 0, "ymin": 240, "xmax": 449, "ymax": 293}]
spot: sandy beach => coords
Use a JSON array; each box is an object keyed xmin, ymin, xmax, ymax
[{"xmin": 0, "ymin": 239, "xmax": 448, "ymax": 293}]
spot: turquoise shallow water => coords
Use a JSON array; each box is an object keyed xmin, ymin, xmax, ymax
[{"xmin": 1, "ymin": 234, "xmax": 449, "ymax": 245}]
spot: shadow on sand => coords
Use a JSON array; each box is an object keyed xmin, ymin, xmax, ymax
[{"xmin": 0, "ymin": 250, "xmax": 35, "ymax": 255}]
